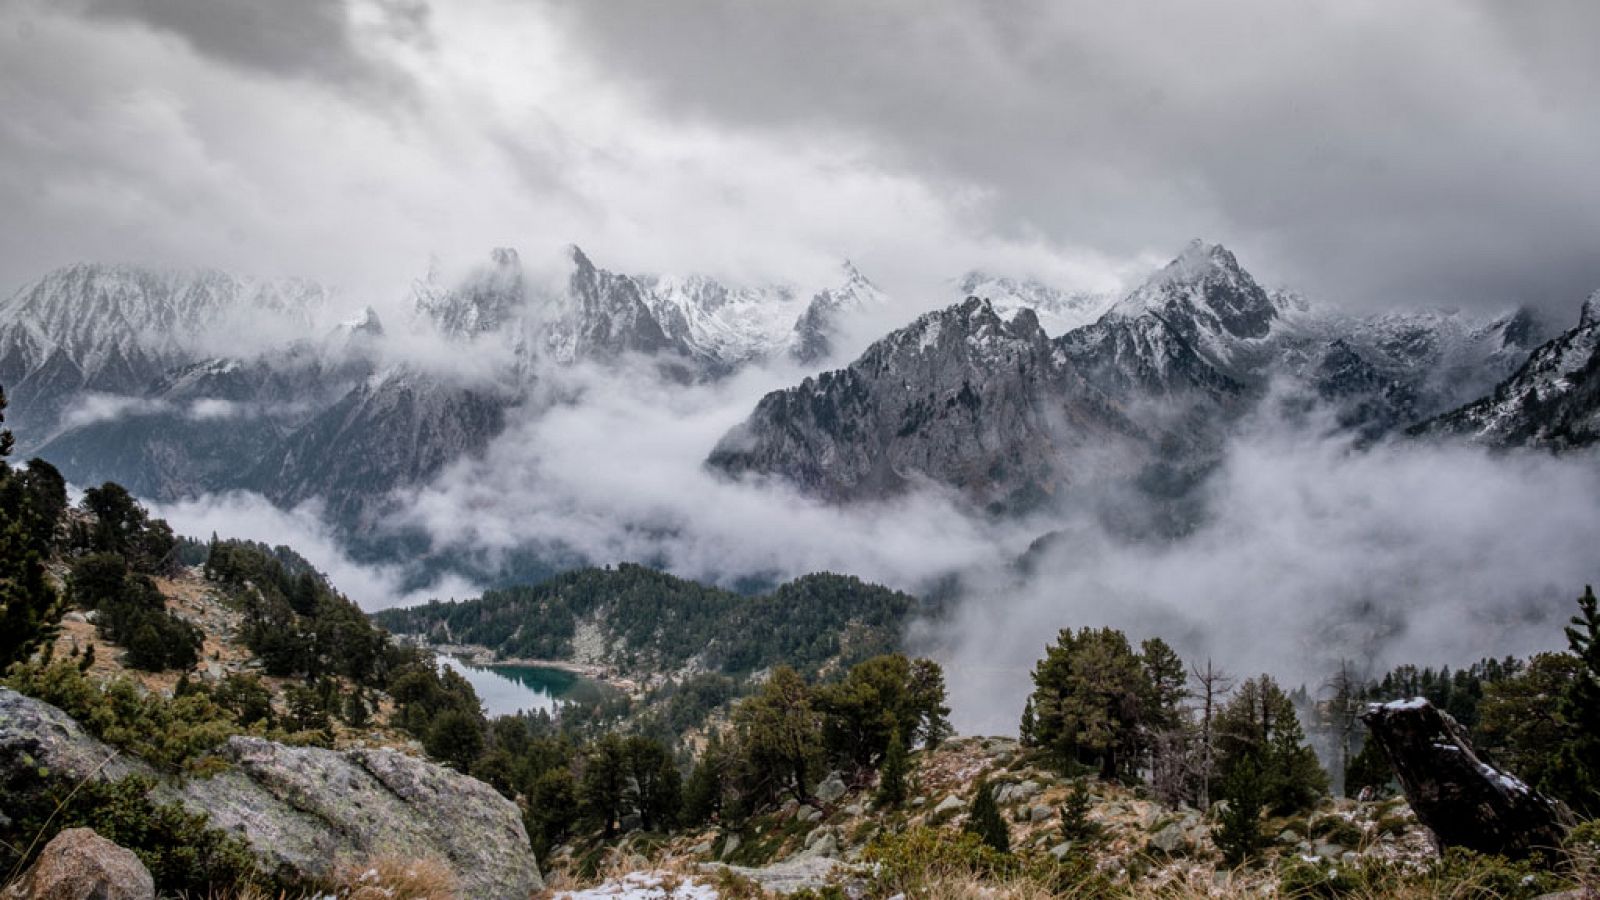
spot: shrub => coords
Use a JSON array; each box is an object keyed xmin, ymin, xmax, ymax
[
  {"xmin": 0, "ymin": 773, "xmax": 258, "ymax": 895},
  {"xmin": 1308, "ymin": 813, "xmax": 1364, "ymax": 849},
  {"xmin": 3, "ymin": 660, "xmax": 237, "ymax": 770}
]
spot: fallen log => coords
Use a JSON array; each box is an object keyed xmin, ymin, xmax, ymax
[{"xmin": 1360, "ymin": 697, "xmax": 1573, "ymax": 859}]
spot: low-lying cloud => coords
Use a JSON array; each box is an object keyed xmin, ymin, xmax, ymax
[
  {"xmin": 392, "ymin": 356, "xmax": 1042, "ymax": 589},
  {"xmin": 931, "ymin": 422, "xmax": 1600, "ymax": 736},
  {"xmin": 150, "ymin": 491, "xmax": 481, "ymax": 610}
]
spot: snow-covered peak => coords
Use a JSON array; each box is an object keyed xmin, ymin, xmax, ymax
[
  {"xmin": 1109, "ymin": 240, "xmax": 1272, "ymax": 334},
  {"xmin": 953, "ymin": 271, "xmax": 1114, "ymax": 337},
  {"xmin": 1580, "ymin": 289, "xmax": 1600, "ymax": 330},
  {"xmin": 412, "ymin": 248, "xmax": 526, "ymax": 340},
  {"xmin": 0, "ymin": 263, "xmax": 327, "ymax": 384},
  {"xmin": 327, "ymin": 305, "xmax": 385, "ymax": 348}
]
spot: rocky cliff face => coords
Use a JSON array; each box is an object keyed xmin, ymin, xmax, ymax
[
  {"xmin": 1416, "ymin": 293, "xmax": 1600, "ymax": 448},
  {"xmin": 0, "ymin": 688, "xmax": 543, "ymax": 898},
  {"xmin": 709, "ymin": 298, "xmax": 1152, "ymax": 510},
  {"xmin": 711, "ymin": 241, "xmax": 1556, "ymax": 507}
]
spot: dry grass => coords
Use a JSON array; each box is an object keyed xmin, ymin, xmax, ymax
[{"xmin": 333, "ymin": 855, "xmax": 459, "ymax": 900}]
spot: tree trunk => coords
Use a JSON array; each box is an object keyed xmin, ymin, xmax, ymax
[{"xmin": 1360, "ymin": 698, "xmax": 1573, "ymax": 859}]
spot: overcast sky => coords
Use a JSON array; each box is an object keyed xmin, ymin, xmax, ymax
[{"xmin": 4, "ymin": 0, "xmax": 1598, "ymax": 317}]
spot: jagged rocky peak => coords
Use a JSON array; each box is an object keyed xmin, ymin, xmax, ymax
[
  {"xmin": 1580, "ymin": 289, "xmax": 1600, "ymax": 329},
  {"xmin": 1112, "ymin": 239, "xmax": 1276, "ymax": 340},
  {"xmin": 952, "ymin": 271, "xmax": 1114, "ymax": 337},
  {"xmin": 791, "ymin": 260, "xmax": 886, "ymax": 363},
  {"xmin": 413, "ymin": 247, "xmax": 526, "ymax": 340},
  {"xmin": 877, "ymin": 296, "xmax": 1045, "ymax": 363}
]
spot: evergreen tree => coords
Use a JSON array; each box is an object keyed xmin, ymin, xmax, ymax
[
  {"xmin": 816, "ymin": 654, "xmax": 952, "ymax": 774},
  {"xmin": 1026, "ymin": 627, "xmax": 1150, "ymax": 779},
  {"xmin": 683, "ymin": 733, "xmax": 729, "ymax": 825},
  {"xmin": 0, "ymin": 385, "xmax": 65, "ymax": 668},
  {"xmin": 124, "ymin": 622, "xmax": 167, "ymax": 672},
  {"xmin": 1215, "ymin": 675, "xmax": 1328, "ymax": 815},
  {"xmin": 425, "ymin": 709, "xmax": 484, "ymax": 771},
  {"xmin": 733, "ymin": 666, "xmax": 822, "ymax": 804},
  {"xmin": 875, "ymin": 728, "xmax": 909, "ymax": 808},
  {"xmin": 623, "ymin": 735, "xmax": 681, "ymax": 832},
  {"xmin": 526, "ymin": 767, "xmax": 579, "ymax": 856},
  {"xmin": 1212, "ymin": 758, "xmax": 1266, "ymax": 865},
  {"xmin": 343, "ymin": 690, "xmax": 371, "ymax": 729},
  {"xmin": 963, "ymin": 778, "xmax": 1009, "ymax": 853},
  {"xmin": 1058, "ymin": 780, "xmax": 1101, "ymax": 845},
  {"xmin": 1554, "ymin": 585, "xmax": 1600, "ymax": 816},
  {"xmin": 580, "ymin": 734, "xmax": 630, "ymax": 839}
]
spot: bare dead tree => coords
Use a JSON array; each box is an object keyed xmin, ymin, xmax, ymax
[
  {"xmin": 1321, "ymin": 659, "xmax": 1363, "ymax": 798},
  {"xmin": 1190, "ymin": 658, "xmax": 1234, "ymax": 811},
  {"xmin": 1150, "ymin": 725, "xmax": 1200, "ymax": 809}
]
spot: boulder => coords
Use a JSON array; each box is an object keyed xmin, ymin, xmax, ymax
[
  {"xmin": 1360, "ymin": 698, "xmax": 1573, "ymax": 859},
  {"xmin": 814, "ymin": 772, "xmax": 848, "ymax": 804},
  {"xmin": 933, "ymin": 795, "xmax": 964, "ymax": 815},
  {"xmin": 174, "ymin": 736, "xmax": 543, "ymax": 899},
  {"xmin": 1149, "ymin": 822, "xmax": 1190, "ymax": 855},
  {"xmin": 0, "ymin": 688, "xmax": 154, "ymax": 786},
  {"xmin": 1, "ymin": 688, "xmax": 543, "ymax": 900},
  {"xmin": 1, "ymin": 828, "xmax": 153, "ymax": 900}
]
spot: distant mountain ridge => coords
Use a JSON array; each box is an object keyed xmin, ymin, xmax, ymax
[
  {"xmin": 0, "ymin": 246, "xmax": 884, "ymax": 532},
  {"xmin": 709, "ymin": 240, "xmax": 1558, "ymax": 509},
  {"xmin": 0, "ymin": 239, "xmax": 1572, "ymax": 565},
  {"xmin": 1415, "ymin": 291, "xmax": 1600, "ymax": 448}
]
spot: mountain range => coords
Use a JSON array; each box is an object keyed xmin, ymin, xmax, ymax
[
  {"xmin": 1, "ymin": 238, "xmax": 1592, "ymax": 566},
  {"xmin": 709, "ymin": 240, "xmax": 1565, "ymax": 512},
  {"xmin": 0, "ymin": 246, "xmax": 884, "ymax": 530}
]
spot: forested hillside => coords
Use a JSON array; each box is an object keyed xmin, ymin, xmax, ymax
[{"xmin": 375, "ymin": 564, "xmax": 922, "ymax": 678}]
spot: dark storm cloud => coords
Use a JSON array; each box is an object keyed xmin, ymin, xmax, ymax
[
  {"xmin": 80, "ymin": 0, "xmax": 429, "ymax": 91},
  {"xmin": 543, "ymin": 0, "xmax": 1600, "ymax": 314}
]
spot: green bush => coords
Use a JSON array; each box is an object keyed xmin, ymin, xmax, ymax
[
  {"xmin": 0, "ymin": 773, "xmax": 259, "ymax": 895},
  {"xmin": 1279, "ymin": 855, "xmax": 1361, "ymax": 898},
  {"xmin": 3, "ymin": 660, "xmax": 238, "ymax": 770},
  {"xmin": 1308, "ymin": 813, "xmax": 1364, "ymax": 848}
]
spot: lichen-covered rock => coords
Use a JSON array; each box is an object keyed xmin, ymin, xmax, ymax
[
  {"xmin": 175, "ymin": 736, "xmax": 542, "ymax": 898},
  {"xmin": 0, "ymin": 690, "xmax": 541, "ymax": 899},
  {"xmin": 1, "ymin": 828, "xmax": 154, "ymax": 900},
  {"xmin": 0, "ymin": 688, "xmax": 155, "ymax": 786},
  {"xmin": 1360, "ymin": 697, "xmax": 1573, "ymax": 859}
]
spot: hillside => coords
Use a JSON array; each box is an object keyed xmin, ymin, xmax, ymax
[{"xmin": 375, "ymin": 565, "xmax": 923, "ymax": 682}]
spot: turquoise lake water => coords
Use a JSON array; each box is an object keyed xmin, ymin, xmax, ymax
[{"xmin": 437, "ymin": 655, "xmax": 609, "ymax": 717}]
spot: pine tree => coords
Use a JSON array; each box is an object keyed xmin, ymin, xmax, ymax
[
  {"xmin": 683, "ymin": 733, "xmax": 728, "ymax": 825},
  {"xmin": 1058, "ymin": 780, "xmax": 1100, "ymax": 845},
  {"xmin": 876, "ymin": 728, "xmax": 909, "ymax": 807},
  {"xmin": 963, "ymin": 779, "xmax": 1010, "ymax": 853},
  {"xmin": 343, "ymin": 690, "xmax": 371, "ymax": 729},
  {"xmin": 1554, "ymin": 585, "xmax": 1600, "ymax": 816},
  {"xmin": 1212, "ymin": 758, "xmax": 1265, "ymax": 864}
]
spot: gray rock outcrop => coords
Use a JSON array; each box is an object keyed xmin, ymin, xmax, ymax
[
  {"xmin": 1, "ymin": 828, "xmax": 154, "ymax": 900},
  {"xmin": 174, "ymin": 736, "xmax": 542, "ymax": 898},
  {"xmin": 0, "ymin": 689, "xmax": 542, "ymax": 899}
]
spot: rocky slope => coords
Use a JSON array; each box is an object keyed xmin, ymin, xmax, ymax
[
  {"xmin": 539, "ymin": 736, "xmax": 1441, "ymax": 898},
  {"xmin": 711, "ymin": 241, "xmax": 1553, "ymax": 506},
  {"xmin": 0, "ymin": 688, "xmax": 543, "ymax": 897},
  {"xmin": 2, "ymin": 247, "xmax": 877, "ymax": 531},
  {"xmin": 709, "ymin": 299, "xmax": 1155, "ymax": 510},
  {"xmin": 1416, "ymin": 292, "xmax": 1600, "ymax": 448}
]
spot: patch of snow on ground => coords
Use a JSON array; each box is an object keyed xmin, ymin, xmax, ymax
[{"xmin": 553, "ymin": 872, "xmax": 720, "ymax": 900}]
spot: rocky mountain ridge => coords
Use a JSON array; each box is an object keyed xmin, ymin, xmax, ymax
[{"xmin": 709, "ymin": 240, "xmax": 1558, "ymax": 508}]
